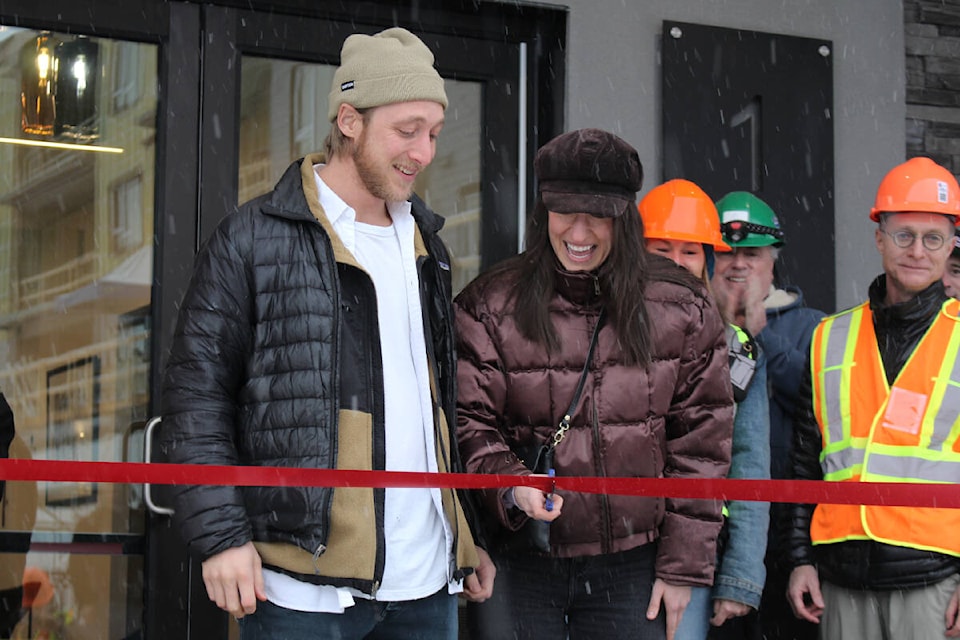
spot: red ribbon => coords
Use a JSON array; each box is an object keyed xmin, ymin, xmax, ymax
[{"xmin": 1, "ymin": 458, "xmax": 959, "ymax": 508}]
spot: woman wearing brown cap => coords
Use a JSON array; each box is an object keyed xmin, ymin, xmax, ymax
[{"xmin": 454, "ymin": 128, "xmax": 734, "ymax": 640}]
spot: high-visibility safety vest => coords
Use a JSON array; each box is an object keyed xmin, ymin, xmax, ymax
[{"xmin": 809, "ymin": 297, "xmax": 960, "ymax": 557}]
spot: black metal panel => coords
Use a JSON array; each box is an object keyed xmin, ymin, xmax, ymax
[
  {"xmin": 0, "ymin": 0, "xmax": 167, "ymax": 40},
  {"xmin": 148, "ymin": 5, "xmax": 221, "ymax": 640},
  {"xmin": 530, "ymin": 16, "xmax": 567, "ymax": 173},
  {"xmin": 0, "ymin": 531, "xmax": 145, "ymax": 554},
  {"xmin": 479, "ymin": 41, "xmax": 522, "ymax": 268},
  {"xmin": 182, "ymin": 0, "xmax": 562, "ymax": 45},
  {"xmin": 661, "ymin": 21, "xmax": 836, "ymax": 313},
  {"xmin": 152, "ymin": 3, "xmax": 201, "ymax": 412},
  {"xmin": 197, "ymin": 5, "xmax": 242, "ymax": 246}
]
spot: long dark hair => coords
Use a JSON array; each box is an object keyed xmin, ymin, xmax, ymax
[{"xmin": 504, "ymin": 199, "xmax": 654, "ymax": 366}]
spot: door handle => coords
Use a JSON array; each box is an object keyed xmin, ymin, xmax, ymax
[{"xmin": 143, "ymin": 416, "xmax": 175, "ymax": 516}]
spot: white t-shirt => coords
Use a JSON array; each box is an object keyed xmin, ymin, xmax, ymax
[{"xmin": 260, "ymin": 168, "xmax": 454, "ymax": 612}]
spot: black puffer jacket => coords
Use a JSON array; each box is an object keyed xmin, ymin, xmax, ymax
[
  {"xmin": 160, "ymin": 155, "xmax": 478, "ymax": 592},
  {"xmin": 784, "ymin": 276, "xmax": 960, "ymax": 589}
]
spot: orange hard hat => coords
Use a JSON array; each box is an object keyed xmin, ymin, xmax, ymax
[
  {"xmin": 870, "ymin": 157, "xmax": 960, "ymax": 223},
  {"xmin": 22, "ymin": 566, "xmax": 54, "ymax": 608},
  {"xmin": 638, "ymin": 179, "xmax": 731, "ymax": 251}
]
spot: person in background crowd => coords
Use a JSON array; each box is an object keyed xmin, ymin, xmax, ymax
[
  {"xmin": 160, "ymin": 26, "xmax": 493, "ymax": 639},
  {"xmin": 785, "ymin": 157, "xmax": 960, "ymax": 639},
  {"xmin": 0, "ymin": 392, "xmax": 23, "ymax": 636},
  {"xmin": 456, "ymin": 129, "xmax": 733, "ymax": 640},
  {"xmin": 944, "ymin": 230, "xmax": 960, "ymax": 299},
  {"xmin": 639, "ymin": 179, "xmax": 770, "ymax": 640},
  {"xmin": 0, "ymin": 393, "xmax": 14, "ymax": 503},
  {"xmin": 710, "ymin": 191, "xmax": 824, "ymax": 640}
]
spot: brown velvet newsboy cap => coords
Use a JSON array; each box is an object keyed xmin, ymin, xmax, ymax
[{"xmin": 534, "ymin": 128, "xmax": 643, "ymax": 218}]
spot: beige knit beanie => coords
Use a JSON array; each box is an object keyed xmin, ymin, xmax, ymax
[{"xmin": 328, "ymin": 27, "xmax": 448, "ymax": 121}]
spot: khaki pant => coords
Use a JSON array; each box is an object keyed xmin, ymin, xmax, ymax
[{"xmin": 820, "ymin": 573, "xmax": 960, "ymax": 640}]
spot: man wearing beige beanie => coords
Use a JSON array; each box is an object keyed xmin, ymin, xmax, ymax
[{"xmin": 161, "ymin": 26, "xmax": 494, "ymax": 639}]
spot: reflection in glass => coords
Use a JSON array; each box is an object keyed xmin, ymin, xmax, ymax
[
  {"xmin": 239, "ymin": 56, "xmax": 483, "ymax": 293},
  {"xmin": 19, "ymin": 32, "xmax": 59, "ymax": 136},
  {"xmin": 55, "ymin": 36, "xmax": 99, "ymax": 142},
  {"xmin": 0, "ymin": 26, "xmax": 156, "ymax": 639}
]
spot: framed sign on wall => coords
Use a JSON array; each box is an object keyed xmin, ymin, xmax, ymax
[{"xmin": 45, "ymin": 355, "xmax": 100, "ymax": 507}]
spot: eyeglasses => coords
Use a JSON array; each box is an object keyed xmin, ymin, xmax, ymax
[{"xmin": 881, "ymin": 228, "xmax": 947, "ymax": 251}]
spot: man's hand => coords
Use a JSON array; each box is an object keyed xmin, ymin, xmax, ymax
[
  {"xmin": 710, "ymin": 280, "xmax": 740, "ymax": 326},
  {"xmin": 710, "ymin": 598, "xmax": 751, "ymax": 626},
  {"xmin": 201, "ymin": 541, "xmax": 267, "ymax": 619},
  {"xmin": 713, "ymin": 273, "xmax": 767, "ymax": 335},
  {"xmin": 711, "ymin": 248, "xmax": 773, "ymax": 335},
  {"xmin": 646, "ymin": 578, "xmax": 691, "ymax": 640},
  {"xmin": 740, "ymin": 274, "xmax": 769, "ymax": 336},
  {"xmin": 514, "ymin": 484, "xmax": 563, "ymax": 522},
  {"xmin": 945, "ymin": 581, "xmax": 960, "ymax": 637},
  {"xmin": 462, "ymin": 547, "xmax": 496, "ymax": 603},
  {"xmin": 787, "ymin": 564, "xmax": 824, "ymax": 624}
]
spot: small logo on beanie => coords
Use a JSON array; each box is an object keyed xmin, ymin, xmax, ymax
[{"xmin": 340, "ymin": 80, "xmax": 355, "ymax": 92}]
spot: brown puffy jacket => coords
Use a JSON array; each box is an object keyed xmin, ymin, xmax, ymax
[{"xmin": 455, "ymin": 262, "xmax": 734, "ymax": 586}]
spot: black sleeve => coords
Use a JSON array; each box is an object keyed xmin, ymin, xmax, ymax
[
  {"xmin": 0, "ymin": 393, "xmax": 15, "ymax": 501},
  {"xmin": 159, "ymin": 217, "xmax": 254, "ymax": 560},
  {"xmin": 781, "ymin": 356, "xmax": 823, "ymax": 569}
]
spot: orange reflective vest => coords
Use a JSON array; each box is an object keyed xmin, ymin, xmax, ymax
[{"xmin": 809, "ymin": 297, "xmax": 960, "ymax": 557}]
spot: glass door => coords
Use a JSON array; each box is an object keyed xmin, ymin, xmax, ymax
[
  {"xmin": 0, "ymin": 2, "xmax": 555, "ymax": 637},
  {"xmin": 0, "ymin": 25, "xmax": 158, "ymax": 639},
  {"xmin": 151, "ymin": 7, "xmax": 526, "ymax": 637}
]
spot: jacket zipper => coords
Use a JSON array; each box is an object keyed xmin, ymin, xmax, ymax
[
  {"xmin": 312, "ymin": 224, "xmax": 340, "ymax": 563},
  {"xmin": 591, "ymin": 399, "xmax": 612, "ymax": 554},
  {"xmin": 586, "ymin": 310, "xmax": 611, "ymax": 554},
  {"xmin": 268, "ymin": 184, "xmax": 385, "ymax": 595},
  {"xmin": 417, "ymin": 251, "xmax": 460, "ymax": 582},
  {"xmin": 364, "ymin": 267, "xmax": 387, "ymax": 594}
]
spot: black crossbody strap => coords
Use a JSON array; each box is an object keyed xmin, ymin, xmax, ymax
[{"xmin": 549, "ymin": 309, "xmax": 606, "ymax": 450}]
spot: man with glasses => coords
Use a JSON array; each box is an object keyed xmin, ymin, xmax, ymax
[
  {"xmin": 711, "ymin": 192, "xmax": 825, "ymax": 640},
  {"xmin": 784, "ymin": 157, "xmax": 960, "ymax": 640}
]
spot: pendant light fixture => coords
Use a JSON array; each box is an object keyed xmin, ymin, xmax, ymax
[
  {"xmin": 55, "ymin": 36, "xmax": 99, "ymax": 141},
  {"xmin": 20, "ymin": 31, "xmax": 59, "ymax": 136}
]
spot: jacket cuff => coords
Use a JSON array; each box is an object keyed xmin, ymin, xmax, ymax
[{"xmin": 712, "ymin": 574, "xmax": 763, "ymax": 609}]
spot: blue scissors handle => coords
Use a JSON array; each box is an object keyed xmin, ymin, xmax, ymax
[{"xmin": 545, "ymin": 468, "xmax": 556, "ymax": 511}]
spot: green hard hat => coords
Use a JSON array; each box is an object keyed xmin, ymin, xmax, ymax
[{"xmin": 715, "ymin": 192, "xmax": 785, "ymax": 248}]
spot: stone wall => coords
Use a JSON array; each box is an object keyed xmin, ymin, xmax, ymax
[{"xmin": 905, "ymin": 0, "xmax": 960, "ymax": 173}]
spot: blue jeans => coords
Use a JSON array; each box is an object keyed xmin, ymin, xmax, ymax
[
  {"xmin": 466, "ymin": 544, "xmax": 665, "ymax": 640},
  {"xmin": 675, "ymin": 587, "xmax": 763, "ymax": 640},
  {"xmin": 712, "ymin": 353, "xmax": 769, "ymax": 609},
  {"xmin": 676, "ymin": 585, "xmax": 712, "ymax": 640},
  {"xmin": 675, "ymin": 353, "xmax": 771, "ymax": 640},
  {"xmin": 238, "ymin": 587, "xmax": 457, "ymax": 640}
]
